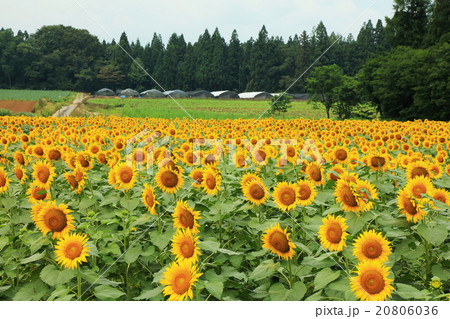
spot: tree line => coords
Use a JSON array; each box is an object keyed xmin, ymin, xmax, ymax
[
  {"xmin": 0, "ymin": 19, "xmax": 388, "ymax": 94},
  {"xmin": 307, "ymin": 0, "xmax": 449, "ymax": 121}
]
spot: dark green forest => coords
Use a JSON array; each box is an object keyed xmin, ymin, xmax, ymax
[{"xmin": 0, "ymin": 0, "xmax": 449, "ymax": 120}]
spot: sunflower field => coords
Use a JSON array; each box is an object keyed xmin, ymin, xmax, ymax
[{"xmin": 0, "ymin": 115, "xmax": 449, "ymax": 301}]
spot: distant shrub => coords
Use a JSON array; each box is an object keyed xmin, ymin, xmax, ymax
[{"xmin": 0, "ymin": 109, "xmax": 13, "ymax": 116}]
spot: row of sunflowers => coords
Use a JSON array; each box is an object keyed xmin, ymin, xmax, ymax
[{"xmin": 0, "ymin": 115, "xmax": 449, "ymax": 301}]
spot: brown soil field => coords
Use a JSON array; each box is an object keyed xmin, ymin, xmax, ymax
[{"xmin": 0, "ymin": 100, "xmax": 36, "ymax": 113}]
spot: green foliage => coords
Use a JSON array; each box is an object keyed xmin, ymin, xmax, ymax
[
  {"xmin": 0, "ymin": 109, "xmax": 12, "ymax": 116},
  {"xmin": 85, "ymin": 98, "xmax": 329, "ymax": 120},
  {"xmin": 306, "ymin": 64, "xmax": 345, "ymax": 118},
  {"xmin": 358, "ymin": 42, "xmax": 450, "ymax": 121},
  {"xmin": 0, "ymin": 89, "xmax": 71, "ymax": 101},
  {"xmin": 267, "ymin": 94, "xmax": 292, "ymax": 116},
  {"xmin": 332, "ymin": 76, "xmax": 361, "ymax": 119}
]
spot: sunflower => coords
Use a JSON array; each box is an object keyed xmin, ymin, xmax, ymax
[
  {"xmin": 305, "ymin": 162, "xmax": 325, "ymax": 186},
  {"xmin": 242, "ymin": 179, "xmax": 269, "ymax": 206},
  {"xmin": 171, "ymin": 228, "xmax": 201, "ymax": 264},
  {"xmin": 350, "ymin": 260, "xmax": 394, "ymax": 301},
  {"xmin": 156, "ymin": 166, "xmax": 184, "ymax": 194},
  {"xmin": 160, "ymin": 259, "xmax": 202, "ymax": 301},
  {"xmin": 328, "ymin": 164, "xmax": 346, "ymax": 182},
  {"xmin": 334, "ymin": 179, "xmax": 364, "ymax": 213},
  {"xmin": 46, "ymin": 147, "xmax": 62, "ymax": 162},
  {"xmin": 32, "ymin": 160, "xmax": 56, "ymax": 189},
  {"xmin": 428, "ymin": 163, "xmax": 443, "ymax": 179},
  {"xmin": 76, "ymin": 151, "xmax": 94, "ymax": 170},
  {"xmin": 273, "ymin": 181, "xmax": 298, "ymax": 211},
  {"xmin": 296, "ymin": 180, "xmax": 317, "ymax": 206},
  {"xmin": 431, "ymin": 188, "xmax": 450, "ymax": 207},
  {"xmin": 397, "ymin": 188, "xmax": 427, "ymax": 223},
  {"xmin": 201, "ymin": 167, "xmax": 221, "ymax": 196},
  {"xmin": 331, "ymin": 146, "xmax": 349, "ymax": 164},
  {"xmin": 13, "ymin": 151, "xmax": 27, "ymax": 166},
  {"xmin": 189, "ymin": 168, "xmax": 204, "ymax": 188},
  {"xmin": 404, "ymin": 175, "xmax": 434, "ymax": 200},
  {"xmin": 367, "ymin": 153, "xmax": 388, "ymax": 172},
  {"xmin": 113, "ymin": 163, "xmax": 137, "ymax": 191},
  {"xmin": 141, "ymin": 184, "xmax": 159, "ymax": 215},
  {"xmin": 173, "ymin": 200, "xmax": 201, "ymax": 234},
  {"xmin": 240, "ymin": 172, "xmax": 262, "ymax": 188},
  {"xmin": 0, "ymin": 166, "xmax": 11, "ymax": 194},
  {"xmin": 14, "ymin": 165, "xmax": 27, "ymax": 184},
  {"xmin": 406, "ymin": 160, "xmax": 430, "ymax": 179},
  {"xmin": 27, "ymin": 183, "xmax": 51, "ymax": 203},
  {"xmin": 353, "ymin": 230, "xmax": 392, "ymax": 263},
  {"xmin": 54, "ymin": 233, "xmax": 90, "ymax": 270},
  {"xmin": 318, "ymin": 215, "xmax": 349, "ymax": 252},
  {"xmin": 36, "ymin": 201, "xmax": 75, "ymax": 239},
  {"xmin": 262, "ymin": 224, "xmax": 296, "ymax": 260},
  {"xmin": 354, "ymin": 179, "xmax": 379, "ymax": 211}
]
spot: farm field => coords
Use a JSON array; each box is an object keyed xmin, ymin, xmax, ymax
[
  {"xmin": 84, "ymin": 98, "xmax": 330, "ymax": 120},
  {"xmin": 0, "ymin": 90, "xmax": 75, "ymax": 116},
  {"xmin": 0, "ymin": 115, "xmax": 449, "ymax": 301},
  {"xmin": 0, "ymin": 90, "xmax": 72, "ymax": 101}
]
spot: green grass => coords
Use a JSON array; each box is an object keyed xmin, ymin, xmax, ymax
[
  {"xmin": 85, "ymin": 98, "xmax": 330, "ymax": 120},
  {"xmin": 0, "ymin": 89, "xmax": 71, "ymax": 101}
]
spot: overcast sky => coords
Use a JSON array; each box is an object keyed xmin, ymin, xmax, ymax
[{"xmin": 2, "ymin": 0, "xmax": 394, "ymax": 44}]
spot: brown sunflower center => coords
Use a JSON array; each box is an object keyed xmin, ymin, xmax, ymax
[
  {"xmin": 67, "ymin": 175, "xmax": 78, "ymax": 188},
  {"xmin": 360, "ymin": 269, "xmax": 385, "ymax": 295},
  {"xmin": 434, "ymin": 194, "xmax": 446, "ymax": 203},
  {"xmin": 205, "ymin": 176, "xmax": 216, "ymax": 189},
  {"xmin": 412, "ymin": 185, "xmax": 427, "ymax": 198},
  {"xmin": 15, "ymin": 169, "xmax": 24, "ymax": 181},
  {"xmin": 362, "ymin": 240, "xmax": 382, "ymax": 259},
  {"xmin": 298, "ymin": 185, "xmax": 312, "ymax": 200},
  {"xmin": 411, "ymin": 167, "xmax": 428, "ymax": 178},
  {"xmin": 326, "ymin": 223, "xmax": 343, "ymax": 243},
  {"xmin": 43, "ymin": 208, "xmax": 67, "ymax": 232},
  {"xmin": 34, "ymin": 146, "xmax": 44, "ymax": 156},
  {"xmin": 179, "ymin": 209, "xmax": 195, "ymax": 229},
  {"xmin": 185, "ymin": 152, "xmax": 194, "ymax": 164},
  {"xmin": 308, "ymin": 166, "xmax": 322, "ymax": 181},
  {"xmin": 370, "ymin": 156, "xmax": 386, "ymax": 168},
  {"xmin": 64, "ymin": 242, "xmax": 82, "ymax": 260},
  {"xmin": 134, "ymin": 150, "xmax": 145, "ymax": 163},
  {"xmin": 402, "ymin": 197, "xmax": 417, "ymax": 215},
  {"xmin": 145, "ymin": 192, "xmax": 154, "ymax": 207},
  {"xmin": 32, "ymin": 187, "xmax": 47, "ymax": 200},
  {"xmin": 341, "ymin": 185, "xmax": 358, "ymax": 207},
  {"xmin": 279, "ymin": 188, "xmax": 296, "ymax": 206},
  {"xmin": 37, "ymin": 167, "xmax": 50, "ymax": 183},
  {"xmin": 16, "ymin": 154, "xmax": 25, "ymax": 165},
  {"xmin": 161, "ymin": 170, "xmax": 178, "ymax": 188},
  {"xmin": 287, "ymin": 146, "xmax": 295, "ymax": 157},
  {"xmin": 180, "ymin": 239, "xmax": 195, "ymax": 258},
  {"xmin": 78, "ymin": 155, "xmax": 90, "ymax": 168},
  {"xmin": 192, "ymin": 171, "xmax": 203, "ymax": 184},
  {"xmin": 269, "ymin": 230, "xmax": 290, "ymax": 253},
  {"xmin": 249, "ymin": 183, "xmax": 265, "ymax": 200},
  {"xmin": 335, "ymin": 149, "xmax": 347, "ymax": 161},
  {"xmin": 119, "ymin": 167, "xmax": 133, "ymax": 183},
  {"xmin": 256, "ymin": 150, "xmax": 266, "ymax": 162},
  {"xmin": 48, "ymin": 150, "xmax": 61, "ymax": 160},
  {"xmin": 172, "ymin": 273, "xmax": 191, "ymax": 295},
  {"xmin": 0, "ymin": 174, "xmax": 6, "ymax": 187}
]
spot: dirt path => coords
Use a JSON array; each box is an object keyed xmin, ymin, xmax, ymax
[{"xmin": 52, "ymin": 93, "xmax": 84, "ymax": 117}]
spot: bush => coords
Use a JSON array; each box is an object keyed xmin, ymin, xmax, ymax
[
  {"xmin": 267, "ymin": 94, "xmax": 292, "ymax": 116},
  {"xmin": 0, "ymin": 109, "xmax": 13, "ymax": 116}
]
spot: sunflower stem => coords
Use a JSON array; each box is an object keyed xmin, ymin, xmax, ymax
[
  {"xmin": 424, "ymin": 237, "xmax": 431, "ymax": 286},
  {"xmin": 219, "ymin": 209, "xmax": 223, "ymax": 247},
  {"xmin": 125, "ymin": 264, "xmax": 131, "ymax": 300},
  {"xmin": 77, "ymin": 267, "xmax": 82, "ymax": 300},
  {"xmin": 287, "ymin": 258, "xmax": 293, "ymax": 288}
]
